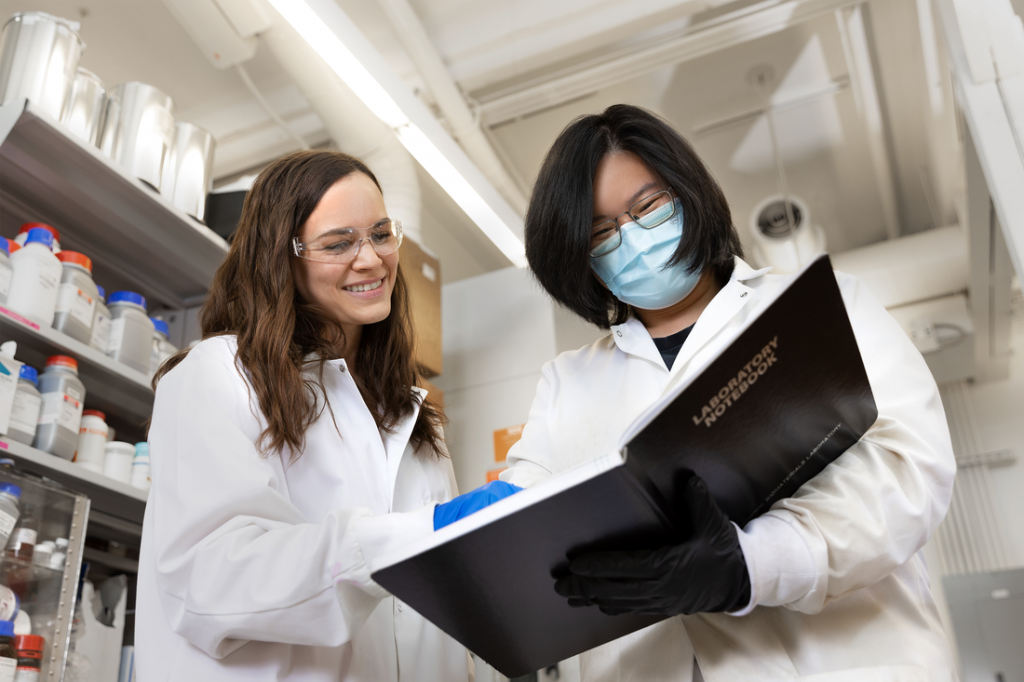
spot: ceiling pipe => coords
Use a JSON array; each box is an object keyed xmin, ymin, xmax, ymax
[
  {"xmin": 376, "ymin": 0, "xmax": 529, "ymax": 217},
  {"xmin": 260, "ymin": 14, "xmax": 424, "ymax": 243}
]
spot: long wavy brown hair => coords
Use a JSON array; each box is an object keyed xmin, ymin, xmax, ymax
[{"xmin": 154, "ymin": 150, "xmax": 446, "ymax": 460}]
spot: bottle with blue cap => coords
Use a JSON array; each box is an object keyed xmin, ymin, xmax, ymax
[
  {"xmin": 0, "ymin": 482, "xmax": 21, "ymax": 550},
  {"xmin": 0, "ymin": 236, "xmax": 12, "ymax": 305},
  {"xmin": 106, "ymin": 291, "xmax": 154, "ymax": 374},
  {"xmin": 5, "ymin": 363, "xmax": 42, "ymax": 447},
  {"xmin": 89, "ymin": 284, "xmax": 112, "ymax": 353},
  {"xmin": 149, "ymin": 317, "xmax": 178, "ymax": 380},
  {"xmin": 5, "ymin": 227, "xmax": 63, "ymax": 326}
]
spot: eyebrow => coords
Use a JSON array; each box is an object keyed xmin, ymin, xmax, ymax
[
  {"xmin": 312, "ymin": 219, "xmax": 389, "ymax": 238},
  {"xmin": 592, "ymin": 182, "xmax": 661, "ymax": 224}
]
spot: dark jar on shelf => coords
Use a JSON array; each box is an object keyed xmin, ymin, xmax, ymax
[{"xmin": 0, "ymin": 619, "xmax": 18, "ymax": 681}]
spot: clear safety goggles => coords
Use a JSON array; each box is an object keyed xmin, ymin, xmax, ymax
[{"xmin": 292, "ymin": 219, "xmax": 403, "ymax": 264}]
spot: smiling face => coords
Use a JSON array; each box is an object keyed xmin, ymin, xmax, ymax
[{"xmin": 292, "ymin": 172, "xmax": 399, "ymax": 337}]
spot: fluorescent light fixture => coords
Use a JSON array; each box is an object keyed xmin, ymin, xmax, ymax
[{"xmin": 266, "ymin": 0, "xmax": 528, "ymax": 267}]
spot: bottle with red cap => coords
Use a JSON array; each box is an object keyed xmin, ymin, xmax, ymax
[
  {"xmin": 32, "ymin": 356, "xmax": 86, "ymax": 460},
  {"xmin": 75, "ymin": 409, "xmax": 108, "ymax": 473},
  {"xmin": 13, "ymin": 634, "xmax": 43, "ymax": 681},
  {"xmin": 5, "ymin": 228, "xmax": 63, "ymax": 327},
  {"xmin": 12, "ymin": 223, "xmax": 60, "ymax": 253},
  {"xmin": 52, "ymin": 251, "xmax": 98, "ymax": 344}
]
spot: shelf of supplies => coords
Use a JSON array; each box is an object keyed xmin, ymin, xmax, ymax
[
  {"xmin": 0, "ymin": 307, "xmax": 154, "ymax": 426},
  {"xmin": 0, "ymin": 98, "xmax": 228, "ymax": 309},
  {"xmin": 0, "ymin": 437, "xmax": 146, "ymax": 524}
]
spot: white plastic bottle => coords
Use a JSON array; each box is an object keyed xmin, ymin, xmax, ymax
[
  {"xmin": 13, "ymin": 223, "xmax": 61, "ymax": 253},
  {"xmin": 149, "ymin": 318, "xmax": 178, "ymax": 379},
  {"xmin": 0, "ymin": 483, "xmax": 20, "ymax": 550},
  {"xmin": 89, "ymin": 285, "xmax": 112, "ymax": 353},
  {"xmin": 6, "ymin": 364, "xmax": 42, "ymax": 446},
  {"xmin": 0, "ymin": 238, "xmax": 12, "ymax": 305},
  {"xmin": 131, "ymin": 442, "xmax": 151, "ymax": 491},
  {"xmin": 33, "ymin": 355, "xmax": 86, "ymax": 460},
  {"xmin": 75, "ymin": 409, "xmax": 108, "ymax": 473},
  {"xmin": 52, "ymin": 251, "xmax": 98, "ymax": 344},
  {"xmin": 5, "ymin": 228, "xmax": 63, "ymax": 327},
  {"xmin": 106, "ymin": 292, "xmax": 153, "ymax": 374}
]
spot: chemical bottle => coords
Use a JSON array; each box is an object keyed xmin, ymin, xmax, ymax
[
  {"xmin": 149, "ymin": 318, "xmax": 178, "ymax": 379},
  {"xmin": 49, "ymin": 538, "xmax": 68, "ymax": 571},
  {"xmin": 75, "ymin": 410, "xmax": 108, "ymax": 474},
  {"xmin": 31, "ymin": 540, "xmax": 53, "ymax": 568},
  {"xmin": 6, "ymin": 365, "xmax": 42, "ymax": 446},
  {"xmin": 89, "ymin": 285, "xmax": 112, "ymax": 353},
  {"xmin": 0, "ymin": 483, "xmax": 21, "ymax": 549},
  {"xmin": 131, "ymin": 442, "xmax": 151, "ymax": 491},
  {"xmin": 0, "ymin": 238, "xmax": 11, "ymax": 305},
  {"xmin": 12, "ymin": 224, "xmax": 60, "ymax": 254},
  {"xmin": 13, "ymin": 634, "xmax": 43, "ymax": 682},
  {"xmin": 52, "ymin": 252, "xmax": 98, "ymax": 344},
  {"xmin": 106, "ymin": 292, "xmax": 153, "ymax": 374},
  {"xmin": 0, "ymin": 341, "xmax": 22, "ymax": 438},
  {"xmin": 0, "ymin": 619, "xmax": 17, "ymax": 682},
  {"xmin": 5, "ymin": 229, "xmax": 62, "ymax": 328},
  {"xmin": 33, "ymin": 356, "xmax": 86, "ymax": 460},
  {"xmin": 4, "ymin": 502, "xmax": 37, "ymax": 562}
]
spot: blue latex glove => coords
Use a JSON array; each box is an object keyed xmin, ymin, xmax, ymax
[{"xmin": 433, "ymin": 480, "xmax": 523, "ymax": 530}]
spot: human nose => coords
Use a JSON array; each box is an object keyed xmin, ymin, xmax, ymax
[{"xmin": 350, "ymin": 237, "xmax": 383, "ymax": 268}]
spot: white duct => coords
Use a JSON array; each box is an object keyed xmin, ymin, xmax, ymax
[
  {"xmin": 376, "ymin": 0, "xmax": 529, "ymax": 217},
  {"xmin": 829, "ymin": 224, "xmax": 968, "ymax": 308},
  {"xmin": 260, "ymin": 15, "xmax": 424, "ymax": 242}
]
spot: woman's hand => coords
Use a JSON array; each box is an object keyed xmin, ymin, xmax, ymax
[
  {"xmin": 433, "ymin": 480, "xmax": 523, "ymax": 530},
  {"xmin": 554, "ymin": 475, "xmax": 751, "ymax": 616}
]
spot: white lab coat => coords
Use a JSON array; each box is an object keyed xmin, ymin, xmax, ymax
[
  {"xmin": 501, "ymin": 259, "xmax": 957, "ymax": 681},
  {"xmin": 136, "ymin": 335, "xmax": 471, "ymax": 682}
]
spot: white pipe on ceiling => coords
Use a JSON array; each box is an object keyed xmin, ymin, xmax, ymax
[{"xmin": 376, "ymin": 0, "xmax": 529, "ymax": 217}]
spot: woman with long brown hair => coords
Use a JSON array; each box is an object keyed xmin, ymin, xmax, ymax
[{"xmin": 135, "ymin": 150, "xmax": 492, "ymax": 681}]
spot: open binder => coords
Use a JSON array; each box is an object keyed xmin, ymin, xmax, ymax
[{"xmin": 372, "ymin": 254, "xmax": 878, "ymax": 677}]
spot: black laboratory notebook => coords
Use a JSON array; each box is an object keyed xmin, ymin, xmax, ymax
[{"xmin": 372, "ymin": 254, "xmax": 878, "ymax": 677}]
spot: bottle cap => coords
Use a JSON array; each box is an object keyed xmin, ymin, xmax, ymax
[
  {"xmin": 0, "ymin": 483, "xmax": 21, "ymax": 498},
  {"xmin": 0, "ymin": 620, "xmax": 14, "ymax": 637},
  {"xmin": 14, "ymin": 634, "xmax": 44, "ymax": 653},
  {"xmin": 17, "ymin": 365, "xmax": 38, "ymax": 386},
  {"xmin": 108, "ymin": 291, "xmax": 146, "ymax": 308},
  {"xmin": 24, "ymin": 228, "xmax": 54, "ymax": 249},
  {"xmin": 18, "ymin": 222, "xmax": 59, "ymax": 241},
  {"xmin": 150, "ymin": 318, "xmax": 169, "ymax": 336},
  {"xmin": 4, "ymin": 238, "xmax": 18, "ymax": 254},
  {"xmin": 135, "ymin": 442, "xmax": 150, "ymax": 457},
  {"xmin": 56, "ymin": 250, "xmax": 92, "ymax": 272},
  {"xmin": 96, "ymin": 285, "xmax": 105, "ymax": 301},
  {"xmin": 83, "ymin": 409, "xmax": 106, "ymax": 420},
  {"xmin": 55, "ymin": 538, "xmax": 68, "ymax": 548},
  {"xmin": 45, "ymin": 355, "xmax": 78, "ymax": 371},
  {"xmin": 0, "ymin": 238, "xmax": 7, "ymax": 256}
]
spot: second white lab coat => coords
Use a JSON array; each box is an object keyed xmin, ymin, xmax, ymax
[
  {"xmin": 136, "ymin": 335, "xmax": 470, "ymax": 681},
  {"xmin": 502, "ymin": 259, "xmax": 957, "ymax": 681}
]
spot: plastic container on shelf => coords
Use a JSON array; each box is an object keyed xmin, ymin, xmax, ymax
[
  {"xmin": 149, "ymin": 318, "xmax": 178, "ymax": 379},
  {"xmin": 32, "ymin": 356, "xmax": 86, "ymax": 460},
  {"xmin": 0, "ymin": 237, "xmax": 12, "ymax": 305},
  {"xmin": 52, "ymin": 251, "xmax": 98, "ymax": 344},
  {"xmin": 89, "ymin": 285, "xmax": 112, "ymax": 353},
  {"xmin": 12, "ymin": 223, "xmax": 60, "ymax": 253},
  {"xmin": 48, "ymin": 537, "xmax": 68, "ymax": 571},
  {"xmin": 31, "ymin": 540, "xmax": 53, "ymax": 568},
  {"xmin": 106, "ymin": 291, "xmax": 153, "ymax": 374},
  {"xmin": 0, "ymin": 483, "xmax": 21, "ymax": 549},
  {"xmin": 75, "ymin": 409, "xmax": 108, "ymax": 473},
  {"xmin": 6, "ymin": 365, "xmax": 42, "ymax": 446},
  {"xmin": 102, "ymin": 442, "xmax": 135, "ymax": 484},
  {"xmin": 131, "ymin": 442, "xmax": 151, "ymax": 491},
  {"xmin": 4, "ymin": 229, "xmax": 62, "ymax": 328}
]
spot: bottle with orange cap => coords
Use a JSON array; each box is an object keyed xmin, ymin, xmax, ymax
[
  {"xmin": 52, "ymin": 250, "xmax": 98, "ymax": 344},
  {"xmin": 32, "ymin": 355, "xmax": 86, "ymax": 460}
]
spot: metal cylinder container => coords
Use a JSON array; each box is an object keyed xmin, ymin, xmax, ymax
[
  {"xmin": 98, "ymin": 81, "xmax": 176, "ymax": 190},
  {"xmin": 61, "ymin": 67, "xmax": 104, "ymax": 145},
  {"xmin": 0, "ymin": 12, "xmax": 84, "ymax": 120},
  {"xmin": 160, "ymin": 121, "xmax": 216, "ymax": 221}
]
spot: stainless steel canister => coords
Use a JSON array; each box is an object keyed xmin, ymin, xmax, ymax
[
  {"xmin": 61, "ymin": 67, "xmax": 104, "ymax": 145},
  {"xmin": 98, "ymin": 82, "xmax": 176, "ymax": 190},
  {"xmin": 160, "ymin": 121, "xmax": 216, "ymax": 221},
  {"xmin": 0, "ymin": 12, "xmax": 84, "ymax": 120}
]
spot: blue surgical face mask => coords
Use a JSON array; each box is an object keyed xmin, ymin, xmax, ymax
[{"xmin": 589, "ymin": 199, "xmax": 701, "ymax": 310}]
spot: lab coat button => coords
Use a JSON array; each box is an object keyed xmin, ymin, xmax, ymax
[{"xmin": 616, "ymin": 330, "xmax": 623, "ymax": 337}]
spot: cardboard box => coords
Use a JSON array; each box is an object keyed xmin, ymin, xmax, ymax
[{"xmin": 400, "ymin": 238, "xmax": 442, "ymax": 377}]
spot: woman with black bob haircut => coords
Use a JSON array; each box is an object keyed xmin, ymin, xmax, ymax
[{"xmin": 501, "ymin": 105, "xmax": 956, "ymax": 681}]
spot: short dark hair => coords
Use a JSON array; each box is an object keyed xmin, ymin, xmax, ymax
[{"xmin": 525, "ymin": 104, "xmax": 743, "ymax": 329}]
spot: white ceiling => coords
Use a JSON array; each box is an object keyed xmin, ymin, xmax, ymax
[{"xmin": 3, "ymin": 0, "xmax": 973, "ymax": 282}]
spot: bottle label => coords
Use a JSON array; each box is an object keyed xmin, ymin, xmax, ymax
[
  {"xmin": 54, "ymin": 282, "xmax": 96, "ymax": 327},
  {"xmin": 0, "ymin": 266, "xmax": 11, "ymax": 300},
  {"xmin": 90, "ymin": 314, "xmax": 110, "ymax": 351},
  {"xmin": 108, "ymin": 317, "xmax": 126, "ymax": 354},
  {"xmin": 0, "ymin": 656, "xmax": 16, "ymax": 681},
  {"xmin": 37, "ymin": 391, "xmax": 84, "ymax": 432},
  {"xmin": 0, "ymin": 510, "xmax": 16, "ymax": 538},
  {"xmin": 9, "ymin": 391, "xmax": 42, "ymax": 435},
  {"xmin": 7, "ymin": 527, "xmax": 36, "ymax": 547},
  {"xmin": 14, "ymin": 666, "xmax": 40, "ymax": 682}
]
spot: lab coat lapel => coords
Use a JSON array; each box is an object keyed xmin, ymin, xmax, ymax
[
  {"xmin": 610, "ymin": 317, "xmax": 665, "ymax": 368},
  {"xmin": 380, "ymin": 386, "xmax": 425, "ymax": 510}
]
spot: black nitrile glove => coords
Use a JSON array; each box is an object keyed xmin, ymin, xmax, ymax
[{"xmin": 554, "ymin": 475, "xmax": 751, "ymax": 616}]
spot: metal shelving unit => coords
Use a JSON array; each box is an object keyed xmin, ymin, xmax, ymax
[{"xmin": 0, "ymin": 98, "xmax": 228, "ymax": 309}]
